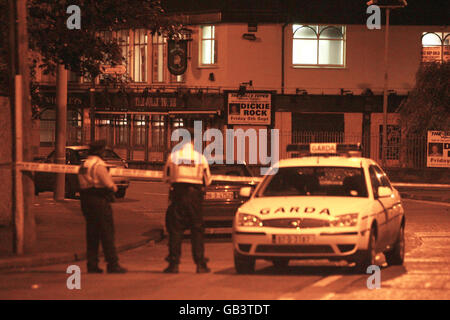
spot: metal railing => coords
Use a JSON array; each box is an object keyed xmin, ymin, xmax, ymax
[{"xmin": 289, "ymin": 131, "xmax": 428, "ymax": 168}]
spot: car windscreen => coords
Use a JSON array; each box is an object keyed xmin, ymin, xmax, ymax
[
  {"xmin": 75, "ymin": 149, "xmax": 121, "ymax": 161},
  {"xmin": 256, "ymin": 166, "xmax": 368, "ymax": 198},
  {"xmin": 76, "ymin": 149, "xmax": 89, "ymax": 160},
  {"xmin": 100, "ymin": 149, "xmax": 121, "ymax": 160},
  {"xmin": 209, "ymin": 164, "xmax": 252, "ymax": 177}
]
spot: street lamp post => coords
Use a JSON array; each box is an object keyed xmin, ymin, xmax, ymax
[
  {"xmin": 368, "ymin": 0, "xmax": 407, "ymax": 167},
  {"xmin": 382, "ymin": 7, "xmax": 391, "ymax": 168}
]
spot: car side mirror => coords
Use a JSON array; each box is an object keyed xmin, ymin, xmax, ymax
[
  {"xmin": 239, "ymin": 186, "xmax": 252, "ymax": 198},
  {"xmin": 378, "ymin": 186, "xmax": 393, "ymax": 198}
]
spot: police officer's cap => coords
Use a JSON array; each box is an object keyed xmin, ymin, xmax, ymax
[{"xmin": 89, "ymin": 139, "xmax": 107, "ymax": 154}]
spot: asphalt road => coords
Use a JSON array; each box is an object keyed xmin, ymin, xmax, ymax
[{"xmin": 0, "ymin": 181, "xmax": 449, "ymax": 300}]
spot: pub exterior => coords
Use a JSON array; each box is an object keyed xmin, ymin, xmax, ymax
[{"xmin": 33, "ymin": 2, "xmax": 448, "ymax": 168}]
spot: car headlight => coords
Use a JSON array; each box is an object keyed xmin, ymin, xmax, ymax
[
  {"xmin": 330, "ymin": 214, "xmax": 359, "ymax": 227},
  {"xmin": 237, "ymin": 213, "xmax": 263, "ymax": 227}
]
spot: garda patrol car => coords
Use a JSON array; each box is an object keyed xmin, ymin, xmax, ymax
[{"xmin": 232, "ymin": 143, "xmax": 405, "ymax": 274}]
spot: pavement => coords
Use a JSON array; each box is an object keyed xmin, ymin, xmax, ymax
[
  {"xmin": 397, "ymin": 188, "xmax": 450, "ymax": 203},
  {"xmin": 0, "ymin": 181, "xmax": 447, "ymax": 271},
  {"xmin": 0, "ymin": 181, "xmax": 168, "ymax": 271}
]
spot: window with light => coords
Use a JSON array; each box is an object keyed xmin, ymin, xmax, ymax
[
  {"xmin": 133, "ymin": 29, "xmax": 148, "ymax": 82},
  {"xmin": 200, "ymin": 25, "xmax": 217, "ymax": 65},
  {"xmin": 421, "ymin": 32, "xmax": 450, "ymax": 64},
  {"xmin": 292, "ymin": 25, "xmax": 345, "ymax": 67},
  {"xmin": 152, "ymin": 34, "xmax": 166, "ymax": 83}
]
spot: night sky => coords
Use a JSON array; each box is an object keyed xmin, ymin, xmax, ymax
[{"xmin": 162, "ymin": 0, "xmax": 449, "ymax": 25}]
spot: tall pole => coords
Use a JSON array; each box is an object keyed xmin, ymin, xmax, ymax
[
  {"xmin": 382, "ymin": 8, "xmax": 391, "ymax": 167},
  {"xmin": 8, "ymin": 0, "xmax": 19, "ymax": 254},
  {"xmin": 15, "ymin": 0, "xmax": 35, "ymax": 252},
  {"xmin": 54, "ymin": 64, "xmax": 67, "ymax": 201},
  {"xmin": 14, "ymin": 75, "xmax": 24, "ymax": 254}
]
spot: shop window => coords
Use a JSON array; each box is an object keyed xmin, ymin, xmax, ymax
[
  {"xmin": 39, "ymin": 109, "xmax": 83, "ymax": 147},
  {"xmin": 134, "ymin": 115, "xmax": 146, "ymax": 148},
  {"xmin": 200, "ymin": 25, "xmax": 217, "ymax": 66},
  {"xmin": 40, "ymin": 109, "xmax": 56, "ymax": 147},
  {"xmin": 67, "ymin": 110, "xmax": 83, "ymax": 145},
  {"xmin": 292, "ymin": 25, "xmax": 345, "ymax": 67},
  {"xmin": 115, "ymin": 116, "xmax": 129, "ymax": 146},
  {"xmin": 133, "ymin": 29, "xmax": 148, "ymax": 82},
  {"xmin": 421, "ymin": 32, "xmax": 450, "ymax": 64},
  {"xmin": 379, "ymin": 125, "xmax": 400, "ymax": 160},
  {"xmin": 96, "ymin": 116, "xmax": 114, "ymax": 146},
  {"xmin": 151, "ymin": 115, "xmax": 165, "ymax": 151}
]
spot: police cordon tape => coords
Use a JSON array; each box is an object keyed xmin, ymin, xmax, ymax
[
  {"xmin": 16, "ymin": 162, "xmax": 450, "ymax": 188},
  {"xmin": 17, "ymin": 162, "xmax": 263, "ymax": 184}
]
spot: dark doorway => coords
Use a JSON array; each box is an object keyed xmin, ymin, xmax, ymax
[
  {"xmin": 292, "ymin": 113, "xmax": 344, "ymax": 143},
  {"xmin": 292, "ymin": 113, "xmax": 344, "ymax": 132}
]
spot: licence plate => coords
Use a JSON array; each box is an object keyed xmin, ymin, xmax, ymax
[
  {"xmin": 205, "ymin": 191, "xmax": 234, "ymax": 200},
  {"xmin": 273, "ymin": 235, "xmax": 315, "ymax": 244}
]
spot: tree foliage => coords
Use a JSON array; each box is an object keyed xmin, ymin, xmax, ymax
[
  {"xmin": 399, "ymin": 62, "xmax": 450, "ymax": 135},
  {"xmin": 0, "ymin": 0, "xmax": 9, "ymax": 95},
  {"xmin": 28, "ymin": 0, "xmax": 182, "ymax": 79}
]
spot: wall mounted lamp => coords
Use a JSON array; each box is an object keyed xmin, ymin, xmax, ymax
[
  {"xmin": 242, "ymin": 33, "xmax": 257, "ymax": 41},
  {"xmin": 340, "ymin": 89, "xmax": 353, "ymax": 95}
]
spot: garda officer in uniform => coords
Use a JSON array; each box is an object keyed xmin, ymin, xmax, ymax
[
  {"xmin": 163, "ymin": 131, "xmax": 212, "ymax": 273},
  {"xmin": 78, "ymin": 140, "xmax": 127, "ymax": 274}
]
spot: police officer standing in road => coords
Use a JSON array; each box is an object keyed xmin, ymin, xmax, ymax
[
  {"xmin": 163, "ymin": 129, "xmax": 212, "ymax": 273},
  {"xmin": 78, "ymin": 140, "xmax": 127, "ymax": 274}
]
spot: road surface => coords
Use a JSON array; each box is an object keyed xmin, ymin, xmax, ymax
[{"xmin": 0, "ymin": 181, "xmax": 449, "ymax": 300}]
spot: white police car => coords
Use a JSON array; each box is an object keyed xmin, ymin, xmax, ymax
[{"xmin": 233, "ymin": 143, "xmax": 405, "ymax": 274}]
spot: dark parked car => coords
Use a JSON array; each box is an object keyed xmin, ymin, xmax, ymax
[
  {"xmin": 201, "ymin": 163, "xmax": 259, "ymax": 234},
  {"xmin": 34, "ymin": 146, "xmax": 130, "ymax": 198}
]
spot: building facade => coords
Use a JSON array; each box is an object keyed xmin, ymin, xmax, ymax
[{"xmin": 34, "ymin": 6, "xmax": 449, "ymax": 167}]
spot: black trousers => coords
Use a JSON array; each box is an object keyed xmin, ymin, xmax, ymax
[
  {"xmin": 80, "ymin": 189, "xmax": 119, "ymax": 267},
  {"xmin": 165, "ymin": 183, "xmax": 207, "ymax": 265}
]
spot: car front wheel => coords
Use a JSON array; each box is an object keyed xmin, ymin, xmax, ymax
[
  {"xmin": 354, "ymin": 227, "xmax": 377, "ymax": 273},
  {"xmin": 234, "ymin": 250, "xmax": 255, "ymax": 274},
  {"xmin": 385, "ymin": 223, "xmax": 405, "ymax": 266}
]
